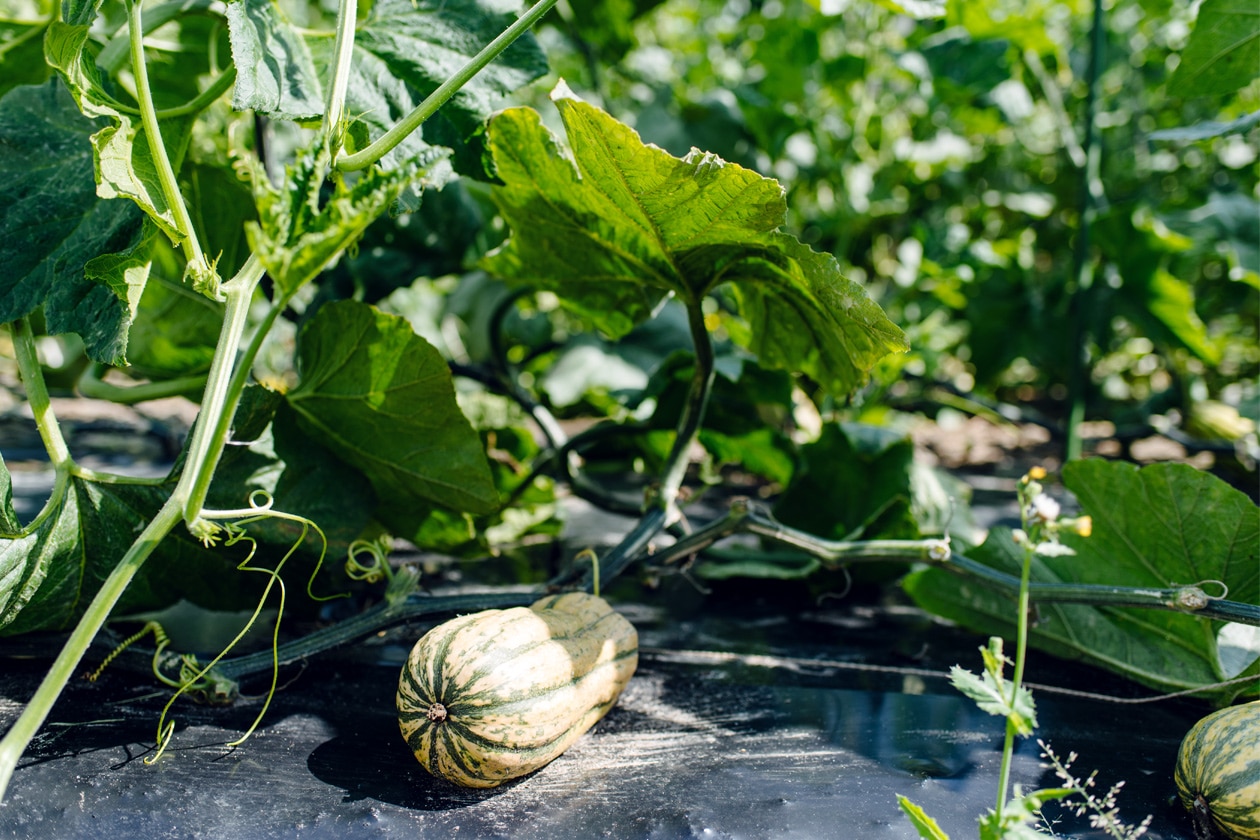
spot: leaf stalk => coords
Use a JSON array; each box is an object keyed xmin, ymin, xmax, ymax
[
  {"xmin": 125, "ymin": 0, "xmax": 214, "ymax": 289},
  {"xmin": 334, "ymin": 0, "xmax": 559, "ymax": 171}
]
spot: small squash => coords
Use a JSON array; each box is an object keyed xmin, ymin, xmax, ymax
[
  {"xmin": 1175, "ymin": 700, "xmax": 1260, "ymax": 840},
  {"xmin": 397, "ymin": 591, "xmax": 638, "ymax": 788}
]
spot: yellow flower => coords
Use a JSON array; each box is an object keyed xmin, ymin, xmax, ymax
[
  {"xmin": 1073, "ymin": 515, "xmax": 1092, "ymax": 537},
  {"xmin": 1027, "ymin": 466, "xmax": 1047, "ymax": 481}
]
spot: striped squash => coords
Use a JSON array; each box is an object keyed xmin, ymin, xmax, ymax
[
  {"xmin": 397, "ymin": 591, "xmax": 638, "ymax": 788},
  {"xmin": 1175, "ymin": 700, "xmax": 1260, "ymax": 840}
]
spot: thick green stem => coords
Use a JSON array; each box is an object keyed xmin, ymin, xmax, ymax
[
  {"xmin": 10, "ymin": 318, "xmax": 72, "ymax": 469},
  {"xmin": 217, "ymin": 590, "xmax": 538, "ymax": 681},
  {"xmin": 322, "ymin": 0, "xmax": 359, "ymax": 159},
  {"xmin": 0, "ymin": 495, "xmax": 184, "ymax": 802},
  {"xmin": 335, "ymin": 0, "xmax": 559, "ymax": 171},
  {"xmin": 1064, "ymin": 0, "xmax": 1106, "ymax": 461},
  {"xmin": 179, "ymin": 257, "xmax": 267, "ymax": 531},
  {"xmin": 127, "ymin": 0, "xmax": 209, "ymax": 279},
  {"xmin": 660, "ymin": 300, "xmax": 717, "ymax": 508},
  {"xmin": 656, "ymin": 504, "xmax": 1260, "ymax": 625}
]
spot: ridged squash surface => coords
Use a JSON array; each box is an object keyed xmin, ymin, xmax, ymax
[
  {"xmin": 1175, "ymin": 700, "xmax": 1260, "ymax": 840},
  {"xmin": 397, "ymin": 592, "xmax": 638, "ymax": 788}
]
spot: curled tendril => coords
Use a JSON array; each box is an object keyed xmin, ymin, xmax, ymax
[
  {"xmin": 145, "ymin": 494, "xmax": 337, "ymax": 763},
  {"xmin": 346, "ymin": 535, "xmax": 393, "ymax": 584}
]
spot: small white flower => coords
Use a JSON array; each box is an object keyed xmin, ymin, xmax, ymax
[
  {"xmin": 1027, "ymin": 493, "xmax": 1061, "ymax": 523},
  {"xmin": 1035, "ymin": 541, "xmax": 1077, "ymax": 557}
]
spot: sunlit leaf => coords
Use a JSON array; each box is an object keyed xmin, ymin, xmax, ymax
[
  {"xmin": 225, "ymin": 0, "xmax": 324, "ymax": 121},
  {"xmin": 897, "ymin": 796, "xmax": 952, "ymax": 840},
  {"xmin": 0, "ymin": 469, "xmax": 268, "ymax": 636},
  {"xmin": 1169, "ymin": 0, "xmax": 1260, "ymax": 98},
  {"xmin": 241, "ymin": 147, "xmax": 438, "ymax": 297},
  {"xmin": 286, "ymin": 301, "xmax": 500, "ymax": 542},
  {"xmin": 482, "ymin": 84, "xmax": 906, "ymax": 395}
]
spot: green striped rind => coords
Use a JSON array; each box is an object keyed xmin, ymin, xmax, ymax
[
  {"xmin": 397, "ymin": 592, "xmax": 638, "ymax": 788},
  {"xmin": 1175, "ymin": 700, "xmax": 1260, "ymax": 840}
]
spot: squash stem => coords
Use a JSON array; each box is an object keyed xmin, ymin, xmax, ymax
[
  {"xmin": 0, "ymin": 495, "xmax": 184, "ymax": 803},
  {"xmin": 335, "ymin": 0, "xmax": 559, "ymax": 171},
  {"xmin": 10, "ymin": 317, "xmax": 73, "ymax": 470}
]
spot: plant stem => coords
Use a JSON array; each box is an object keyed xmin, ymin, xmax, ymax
[
  {"xmin": 127, "ymin": 0, "xmax": 210, "ymax": 280},
  {"xmin": 653, "ymin": 503, "xmax": 1260, "ymax": 625},
  {"xmin": 0, "ymin": 495, "xmax": 184, "ymax": 803},
  {"xmin": 1064, "ymin": 0, "xmax": 1106, "ymax": 461},
  {"xmin": 335, "ymin": 0, "xmax": 559, "ymax": 172},
  {"xmin": 99, "ymin": 0, "xmax": 217, "ymax": 73},
  {"xmin": 10, "ymin": 317, "xmax": 72, "ymax": 469},
  {"xmin": 659, "ymin": 300, "xmax": 717, "ymax": 509},
  {"xmin": 321, "ymin": 0, "xmax": 358, "ymax": 159},
  {"xmin": 179, "ymin": 257, "xmax": 267, "ymax": 530},
  {"xmin": 216, "ymin": 590, "xmax": 539, "ymax": 681},
  {"xmin": 77, "ymin": 362, "xmax": 208, "ymax": 405},
  {"xmin": 154, "ymin": 66, "xmax": 237, "ymax": 120},
  {"xmin": 994, "ymin": 541, "xmax": 1036, "ymax": 821}
]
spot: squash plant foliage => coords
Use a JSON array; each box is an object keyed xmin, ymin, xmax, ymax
[
  {"xmin": 0, "ymin": 0, "xmax": 1256, "ymax": 808},
  {"xmin": 0, "ymin": 0, "xmax": 910, "ymax": 799}
]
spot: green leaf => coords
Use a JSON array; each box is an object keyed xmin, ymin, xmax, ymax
[
  {"xmin": 92, "ymin": 112, "xmax": 193, "ymax": 244},
  {"xmin": 241, "ymin": 147, "xmax": 436, "ymax": 297},
  {"xmin": 0, "ymin": 456, "xmax": 20, "ymax": 534},
  {"xmin": 1169, "ymin": 0, "xmax": 1260, "ymax": 98},
  {"xmin": 205, "ymin": 394, "xmax": 378, "ymax": 558},
  {"xmin": 773, "ymin": 423, "xmax": 918, "ymax": 541},
  {"xmin": 0, "ymin": 471, "xmax": 267, "ymax": 636},
  {"xmin": 897, "ymin": 795, "xmax": 952, "ymax": 840},
  {"xmin": 482, "ymin": 84, "xmax": 906, "ymax": 395},
  {"xmin": 945, "ymin": 0, "xmax": 1082, "ymax": 56},
  {"xmin": 0, "ymin": 80, "xmax": 148, "ymax": 364},
  {"xmin": 286, "ymin": 301, "xmax": 499, "ymax": 542},
  {"xmin": 904, "ymin": 460, "xmax": 1260, "ymax": 703},
  {"xmin": 225, "ymin": 0, "xmax": 324, "ymax": 121},
  {"xmin": 0, "ymin": 19, "xmax": 51, "ymax": 99},
  {"xmin": 869, "ymin": 0, "xmax": 945, "ymax": 20},
  {"xmin": 949, "ymin": 639, "xmax": 1037, "ymax": 734},
  {"xmin": 46, "ymin": 20, "xmax": 198, "ymax": 243}
]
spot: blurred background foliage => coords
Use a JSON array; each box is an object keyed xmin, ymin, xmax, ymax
[{"xmin": 524, "ymin": 0, "xmax": 1259, "ymax": 452}]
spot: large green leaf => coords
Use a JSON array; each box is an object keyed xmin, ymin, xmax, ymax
[
  {"xmin": 0, "ymin": 79, "xmax": 147, "ymax": 364},
  {"xmin": 45, "ymin": 21, "xmax": 193, "ymax": 244},
  {"xmin": 225, "ymin": 0, "xmax": 324, "ymax": 121},
  {"xmin": 903, "ymin": 460, "xmax": 1260, "ymax": 703},
  {"xmin": 482, "ymin": 84, "xmax": 907, "ymax": 396},
  {"xmin": 1169, "ymin": 0, "xmax": 1260, "ymax": 98},
  {"xmin": 286, "ymin": 301, "xmax": 499, "ymax": 542}
]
